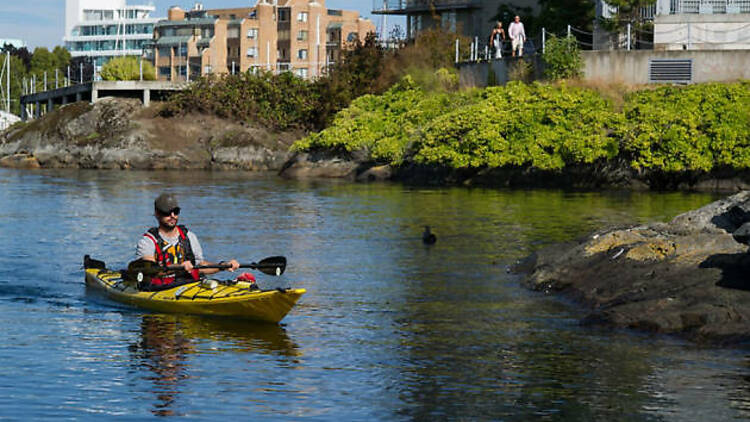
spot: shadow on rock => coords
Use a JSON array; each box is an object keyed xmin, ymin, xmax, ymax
[{"xmin": 700, "ymin": 252, "xmax": 750, "ymax": 291}]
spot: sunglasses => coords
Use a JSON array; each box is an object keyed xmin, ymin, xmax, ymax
[{"xmin": 158, "ymin": 207, "xmax": 181, "ymax": 216}]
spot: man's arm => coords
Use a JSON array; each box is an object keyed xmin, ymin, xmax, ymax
[{"xmin": 188, "ymin": 232, "xmax": 239, "ymax": 274}]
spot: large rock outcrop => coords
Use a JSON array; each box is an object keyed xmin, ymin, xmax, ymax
[
  {"xmin": 0, "ymin": 98, "xmax": 299, "ymax": 170},
  {"xmin": 517, "ymin": 191, "xmax": 750, "ymax": 344}
]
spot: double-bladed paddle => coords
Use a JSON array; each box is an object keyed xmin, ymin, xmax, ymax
[{"xmin": 167, "ymin": 255, "xmax": 287, "ymax": 276}]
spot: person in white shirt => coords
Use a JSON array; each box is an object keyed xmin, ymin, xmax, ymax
[{"xmin": 508, "ymin": 15, "xmax": 526, "ymax": 57}]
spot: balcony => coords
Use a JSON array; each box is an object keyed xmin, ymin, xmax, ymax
[
  {"xmin": 372, "ymin": 0, "xmax": 481, "ymax": 14},
  {"xmin": 669, "ymin": 0, "xmax": 750, "ymax": 13}
]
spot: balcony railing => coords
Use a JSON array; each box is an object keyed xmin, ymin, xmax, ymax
[
  {"xmin": 372, "ymin": 0, "xmax": 481, "ymax": 14},
  {"xmin": 669, "ymin": 0, "xmax": 750, "ymax": 13}
]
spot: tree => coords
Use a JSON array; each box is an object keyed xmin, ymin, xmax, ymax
[
  {"xmin": 100, "ymin": 56, "xmax": 156, "ymax": 81},
  {"xmin": 598, "ymin": 0, "xmax": 656, "ymax": 34},
  {"xmin": 52, "ymin": 46, "xmax": 71, "ymax": 71},
  {"xmin": 30, "ymin": 47, "xmax": 57, "ymax": 75},
  {"xmin": 69, "ymin": 56, "xmax": 95, "ymax": 82},
  {"xmin": 1, "ymin": 44, "xmax": 32, "ymax": 71},
  {"xmin": 538, "ymin": 0, "xmax": 596, "ymax": 34}
]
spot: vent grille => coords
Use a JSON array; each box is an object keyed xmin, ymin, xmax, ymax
[{"xmin": 649, "ymin": 59, "xmax": 693, "ymax": 83}]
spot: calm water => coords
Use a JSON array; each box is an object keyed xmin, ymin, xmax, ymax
[{"xmin": 0, "ymin": 168, "xmax": 748, "ymax": 420}]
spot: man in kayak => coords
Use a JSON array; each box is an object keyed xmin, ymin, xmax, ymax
[{"xmin": 134, "ymin": 193, "xmax": 240, "ymax": 288}]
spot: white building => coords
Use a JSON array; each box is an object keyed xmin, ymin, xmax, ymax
[
  {"xmin": 64, "ymin": 0, "xmax": 161, "ymax": 69},
  {"xmin": 653, "ymin": 0, "xmax": 750, "ymax": 50}
]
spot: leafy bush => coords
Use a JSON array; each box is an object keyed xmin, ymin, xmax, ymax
[
  {"xmin": 100, "ymin": 56, "xmax": 156, "ymax": 81},
  {"xmin": 617, "ymin": 82, "xmax": 750, "ymax": 172},
  {"xmin": 414, "ymin": 82, "xmax": 618, "ymax": 169},
  {"xmin": 542, "ymin": 35, "xmax": 583, "ymax": 80},
  {"xmin": 162, "ymin": 71, "xmax": 319, "ymax": 130},
  {"xmin": 294, "ymin": 78, "xmax": 750, "ymax": 175},
  {"xmin": 293, "ymin": 75, "xmax": 481, "ymax": 163}
]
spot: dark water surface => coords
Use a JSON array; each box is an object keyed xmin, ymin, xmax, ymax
[{"xmin": 1, "ymin": 169, "xmax": 748, "ymax": 420}]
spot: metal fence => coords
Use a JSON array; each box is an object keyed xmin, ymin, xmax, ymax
[
  {"xmin": 670, "ymin": 0, "xmax": 750, "ymax": 13},
  {"xmin": 458, "ymin": 24, "xmax": 654, "ymax": 63}
]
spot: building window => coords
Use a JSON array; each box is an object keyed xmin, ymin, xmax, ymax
[
  {"xmin": 278, "ymin": 8, "xmax": 290, "ymax": 22},
  {"xmin": 247, "ymin": 28, "xmax": 258, "ymax": 38},
  {"xmin": 441, "ymin": 11, "xmax": 456, "ymax": 33},
  {"xmin": 298, "ymin": 49, "xmax": 308, "ymax": 59},
  {"xmin": 295, "ymin": 68, "xmax": 308, "ymax": 78},
  {"xmin": 158, "ymin": 47, "xmax": 172, "ymax": 57},
  {"xmin": 278, "ymin": 29, "xmax": 290, "ymax": 40},
  {"xmin": 327, "ymin": 9, "xmax": 342, "ymax": 16},
  {"xmin": 159, "ymin": 66, "xmax": 171, "ymax": 77},
  {"xmin": 246, "ymin": 47, "xmax": 258, "ymax": 57},
  {"xmin": 297, "ymin": 12, "xmax": 308, "ymax": 22},
  {"xmin": 298, "ymin": 30, "xmax": 309, "ymax": 41}
]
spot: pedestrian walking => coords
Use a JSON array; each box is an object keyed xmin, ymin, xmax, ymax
[
  {"xmin": 509, "ymin": 15, "xmax": 526, "ymax": 57},
  {"xmin": 489, "ymin": 21, "xmax": 506, "ymax": 59}
]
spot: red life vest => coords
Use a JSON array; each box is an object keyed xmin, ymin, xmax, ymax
[{"xmin": 143, "ymin": 225, "xmax": 199, "ymax": 286}]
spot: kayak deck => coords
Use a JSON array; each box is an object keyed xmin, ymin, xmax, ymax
[{"xmin": 85, "ymin": 268, "xmax": 305, "ymax": 323}]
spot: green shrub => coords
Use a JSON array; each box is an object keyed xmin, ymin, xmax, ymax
[
  {"xmin": 293, "ymin": 75, "xmax": 481, "ymax": 163},
  {"xmin": 542, "ymin": 35, "xmax": 583, "ymax": 80},
  {"xmin": 414, "ymin": 82, "xmax": 618, "ymax": 169},
  {"xmin": 100, "ymin": 56, "xmax": 155, "ymax": 81},
  {"xmin": 162, "ymin": 71, "xmax": 320, "ymax": 130},
  {"xmin": 616, "ymin": 82, "xmax": 750, "ymax": 172}
]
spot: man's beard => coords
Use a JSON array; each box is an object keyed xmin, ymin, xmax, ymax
[{"xmin": 159, "ymin": 220, "xmax": 177, "ymax": 230}]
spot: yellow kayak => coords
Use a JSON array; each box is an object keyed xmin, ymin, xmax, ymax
[{"xmin": 84, "ymin": 267, "xmax": 305, "ymax": 323}]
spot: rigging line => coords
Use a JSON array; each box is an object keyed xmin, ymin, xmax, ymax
[{"xmin": 570, "ymin": 26, "xmax": 594, "ymax": 36}]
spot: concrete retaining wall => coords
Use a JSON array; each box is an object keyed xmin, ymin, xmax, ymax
[
  {"xmin": 458, "ymin": 49, "xmax": 750, "ymax": 88},
  {"xmin": 583, "ymin": 50, "xmax": 750, "ymax": 84}
]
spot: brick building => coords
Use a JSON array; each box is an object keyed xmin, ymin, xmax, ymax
[{"xmin": 151, "ymin": 0, "xmax": 375, "ymax": 81}]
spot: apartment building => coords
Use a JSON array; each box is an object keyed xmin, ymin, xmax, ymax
[
  {"xmin": 151, "ymin": 0, "xmax": 375, "ymax": 82},
  {"xmin": 64, "ymin": 0, "xmax": 160, "ymax": 69},
  {"xmin": 372, "ymin": 0, "xmax": 540, "ymax": 42}
]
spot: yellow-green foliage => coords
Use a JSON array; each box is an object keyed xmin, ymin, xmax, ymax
[
  {"xmin": 415, "ymin": 82, "xmax": 618, "ymax": 169},
  {"xmin": 293, "ymin": 76, "xmax": 480, "ymax": 163},
  {"xmin": 100, "ymin": 56, "xmax": 156, "ymax": 81},
  {"xmin": 293, "ymin": 79, "xmax": 750, "ymax": 173},
  {"xmin": 618, "ymin": 82, "xmax": 750, "ymax": 172}
]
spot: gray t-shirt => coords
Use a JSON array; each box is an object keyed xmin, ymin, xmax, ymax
[{"xmin": 135, "ymin": 230, "xmax": 205, "ymax": 263}]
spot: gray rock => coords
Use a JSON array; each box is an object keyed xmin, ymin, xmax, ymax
[{"xmin": 517, "ymin": 191, "xmax": 750, "ymax": 344}]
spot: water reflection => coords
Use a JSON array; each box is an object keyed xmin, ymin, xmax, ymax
[{"xmin": 129, "ymin": 314, "xmax": 299, "ymax": 416}]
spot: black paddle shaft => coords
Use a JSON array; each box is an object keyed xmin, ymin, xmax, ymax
[{"xmin": 167, "ymin": 256, "xmax": 286, "ymax": 276}]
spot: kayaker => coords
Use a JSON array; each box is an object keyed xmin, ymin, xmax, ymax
[{"xmin": 134, "ymin": 193, "xmax": 240, "ymax": 288}]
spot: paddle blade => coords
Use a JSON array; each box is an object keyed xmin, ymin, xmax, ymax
[
  {"xmin": 252, "ymin": 256, "xmax": 286, "ymax": 276},
  {"xmin": 84, "ymin": 255, "xmax": 106, "ymax": 270}
]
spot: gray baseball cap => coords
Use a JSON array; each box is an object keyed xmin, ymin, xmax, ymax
[{"xmin": 154, "ymin": 193, "xmax": 179, "ymax": 214}]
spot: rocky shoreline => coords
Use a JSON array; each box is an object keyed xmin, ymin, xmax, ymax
[
  {"xmin": 4, "ymin": 98, "xmax": 750, "ymax": 193},
  {"xmin": 0, "ymin": 98, "xmax": 300, "ymax": 171},
  {"xmin": 514, "ymin": 191, "xmax": 750, "ymax": 345}
]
